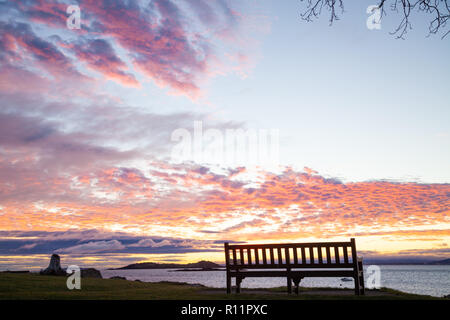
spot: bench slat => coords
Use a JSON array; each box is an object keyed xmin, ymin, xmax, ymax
[
  {"xmin": 232, "ymin": 249, "xmax": 237, "ymax": 265},
  {"xmin": 301, "ymin": 247, "xmax": 306, "ymax": 264},
  {"xmin": 255, "ymin": 248, "xmax": 260, "ymax": 265},
  {"xmin": 230, "ymin": 270, "xmax": 355, "ymax": 278},
  {"xmin": 277, "ymin": 247, "xmax": 282, "ymax": 265},
  {"xmin": 293, "ymin": 247, "xmax": 298, "ymax": 264},
  {"xmin": 227, "ymin": 242, "xmax": 352, "ymax": 249},
  {"xmin": 309, "ymin": 246, "xmax": 314, "ymax": 264},
  {"xmin": 318, "ymin": 246, "xmax": 323, "ymax": 264},
  {"xmin": 270, "ymin": 248, "xmax": 275, "ymax": 265},
  {"xmin": 335, "ymin": 246, "xmax": 340, "ymax": 264},
  {"xmin": 227, "ymin": 263, "xmax": 355, "ymax": 270},
  {"xmin": 326, "ymin": 246, "xmax": 331, "ymax": 264},
  {"xmin": 343, "ymin": 246, "xmax": 349, "ymax": 264},
  {"xmin": 262, "ymin": 248, "xmax": 267, "ymax": 264}
]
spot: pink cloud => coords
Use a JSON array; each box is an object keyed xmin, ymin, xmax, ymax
[
  {"xmin": 128, "ymin": 239, "xmax": 172, "ymax": 248},
  {"xmin": 67, "ymin": 39, "xmax": 139, "ymax": 87},
  {"xmin": 0, "ymin": 21, "xmax": 87, "ymax": 84},
  {"xmin": 5, "ymin": 0, "xmax": 265, "ymax": 98},
  {"xmin": 17, "ymin": 243, "xmax": 38, "ymax": 250}
]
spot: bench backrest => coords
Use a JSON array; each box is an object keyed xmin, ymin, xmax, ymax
[{"xmin": 225, "ymin": 238, "xmax": 358, "ymax": 269}]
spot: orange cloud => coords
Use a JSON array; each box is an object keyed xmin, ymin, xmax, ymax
[{"xmin": 0, "ymin": 163, "xmax": 448, "ymax": 250}]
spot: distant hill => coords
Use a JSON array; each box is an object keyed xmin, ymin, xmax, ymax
[
  {"xmin": 362, "ymin": 258, "xmax": 450, "ymax": 265},
  {"xmin": 115, "ymin": 258, "xmax": 450, "ymax": 269},
  {"xmin": 115, "ymin": 260, "xmax": 221, "ymax": 270},
  {"xmin": 426, "ymin": 258, "xmax": 450, "ymax": 265}
]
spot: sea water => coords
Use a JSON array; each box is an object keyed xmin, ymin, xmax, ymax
[{"xmin": 102, "ymin": 265, "xmax": 450, "ymax": 297}]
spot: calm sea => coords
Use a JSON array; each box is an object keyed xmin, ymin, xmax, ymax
[{"xmin": 101, "ymin": 265, "xmax": 450, "ymax": 298}]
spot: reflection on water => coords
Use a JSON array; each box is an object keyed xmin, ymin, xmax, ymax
[{"xmin": 101, "ymin": 265, "xmax": 450, "ymax": 297}]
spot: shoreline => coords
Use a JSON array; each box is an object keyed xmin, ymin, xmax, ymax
[{"xmin": 2, "ymin": 262, "xmax": 449, "ymax": 273}]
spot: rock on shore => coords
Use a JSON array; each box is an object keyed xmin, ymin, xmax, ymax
[
  {"xmin": 81, "ymin": 268, "xmax": 102, "ymax": 278},
  {"xmin": 39, "ymin": 254, "xmax": 102, "ymax": 278},
  {"xmin": 40, "ymin": 254, "xmax": 66, "ymax": 276}
]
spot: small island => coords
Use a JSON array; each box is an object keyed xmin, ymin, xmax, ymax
[
  {"xmin": 426, "ymin": 258, "xmax": 450, "ymax": 265},
  {"xmin": 113, "ymin": 260, "xmax": 223, "ymax": 271}
]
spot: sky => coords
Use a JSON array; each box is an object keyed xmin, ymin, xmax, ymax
[{"xmin": 0, "ymin": 0, "xmax": 449, "ymax": 270}]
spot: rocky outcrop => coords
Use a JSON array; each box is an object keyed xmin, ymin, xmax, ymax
[
  {"xmin": 39, "ymin": 254, "xmax": 102, "ymax": 278},
  {"xmin": 81, "ymin": 268, "xmax": 102, "ymax": 278},
  {"xmin": 109, "ymin": 276, "xmax": 127, "ymax": 280},
  {"xmin": 40, "ymin": 254, "xmax": 66, "ymax": 276}
]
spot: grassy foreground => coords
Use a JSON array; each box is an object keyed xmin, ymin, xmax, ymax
[{"xmin": 0, "ymin": 273, "xmax": 443, "ymax": 300}]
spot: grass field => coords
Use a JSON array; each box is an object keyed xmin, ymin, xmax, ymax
[{"xmin": 0, "ymin": 273, "xmax": 444, "ymax": 300}]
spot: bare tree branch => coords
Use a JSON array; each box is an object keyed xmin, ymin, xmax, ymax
[
  {"xmin": 301, "ymin": 0, "xmax": 345, "ymax": 25},
  {"xmin": 300, "ymin": 0, "xmax": 450, "ymax": 39}
]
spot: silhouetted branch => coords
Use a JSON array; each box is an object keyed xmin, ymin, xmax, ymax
[
  {"xmin": 300, "ymin": 0, "xmax": 450, "ymax": 39},
  {"xmin": 300, "ymin": 0, "xmax": 345, "ymax": 24}
]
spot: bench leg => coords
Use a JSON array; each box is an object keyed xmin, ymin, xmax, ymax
[
  {"xmin": 287, "ymin": 276, "xmax": 292, "ymax": 294},
  {"xmin": 354, "ymin": 274, "xmax": 361, "ymax": 296},
  {"xmin": 359, "ymin": 272, "xmax": 365, "ymax": 295},
  {"xmin": 236, "ymin": 276, "xmax": 242, "ymax": 293},
  {"xmin": 226, "ymin": 271, "xmax": 231, "ymax": 294},
  {"xmin": 293, "ymin": 278, "xmax": 301, "ymax": 295},
  {"xmin": 358, "ymin": 259, "xmax": 365, "ymax": 295}
]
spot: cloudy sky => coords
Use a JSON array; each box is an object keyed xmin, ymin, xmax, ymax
[{"xmin": 0, "ymin": 0, "xmax": 449, "ymax": 269}]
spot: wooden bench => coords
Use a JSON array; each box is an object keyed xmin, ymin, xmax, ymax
[{"xmin": 224, "ymin": 238, "xmax": 365, "ymax": 295}]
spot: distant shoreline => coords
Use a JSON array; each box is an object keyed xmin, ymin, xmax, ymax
[
  {"xmin": 168, "ymin": 268, "xmax": 225, "ymax": 272},
  {"xmin": 111, "ymin": 258, "xmax": 450, "ymax": 270},
  {"xmin": 1, "ymin": 259, "xmax": 448, "ymax": 273}
]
